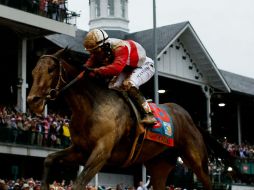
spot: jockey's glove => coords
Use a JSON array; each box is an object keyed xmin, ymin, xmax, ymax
[
  {"xmin": 83, "ymin": 65, "xmax": 98, "ymax": 77},
  {"xmin": 88, "ymin": 68, "xmax": 100, "ymax": 77}
]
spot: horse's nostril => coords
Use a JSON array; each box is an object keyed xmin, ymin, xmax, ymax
[
  {"xmin": 28, "ymin": 96, "xmax": 41, "ymax": 103},
  {"xmin": 33, "ymin": 97, "xmax": 41, "ymax": 102}
]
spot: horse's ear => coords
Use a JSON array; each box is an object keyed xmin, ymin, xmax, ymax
[
  {"xmin": 63, "ymin": 46, "xmax": 69, "ymax": 53},
  {"xmin": 60, "ymin": 46, "xmax": 70, "ymax": 58}
]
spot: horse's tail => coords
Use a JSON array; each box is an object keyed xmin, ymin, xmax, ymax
[{"xmin": 197, "ymin": 126, "xmax": 242, "ymax": 179}]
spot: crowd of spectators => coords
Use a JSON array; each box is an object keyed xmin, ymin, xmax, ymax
[
  {"xmin": 0, "ymin": 105, "xmax": 71, "ymax": 148},
  {"xmin": 221, "ymin": 138, "xmax": 254, "ymax": 159},
  {"xmin": 0, "ymin": 0, "xmax": 79, "ymax": 24},
  {"xmin": 0, "ymin": 178, "xmax": 194, "ymax": 190},
  {"xmin": 3, "ymin": 103, "xmax": 254, "ymax": 159},
  {"xmin": 37, "ymin": 0, "xmax": 67, "ymax": 22},
  {"xmin": 0, "ymin": 178, "xmax": 139, "ymax": 190},
  {"xmin": 0, "ymin": 178, "xmax": 74, "ymax": 190}
]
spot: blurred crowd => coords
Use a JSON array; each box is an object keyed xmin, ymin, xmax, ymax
[
  {"xmin": 0, "ymin": 0, "xmax": 78, "ymax": 24},
  {"xmin": 0, "ymin": 178, "xmax": 138, "ymax": 190},
  {"xmin": 0, "ymin": 178, "xmax": 73, "ymax": 190},
  {"xmin": 0, "ymin": 106, "xmax": 71, "ymax": 148},
  {"xmin": 0, "ymin": 179, "xmax": 192, "ymax": 190},
  {"xmin": 221, "ymin": 138, "xmax": 254, "ymax": 159},
  {"xmin": 2, "ymin": 103, "xmax": 254, "ymax": 158}
]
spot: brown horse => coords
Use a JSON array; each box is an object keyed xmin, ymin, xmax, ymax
[{"xmin": 27, "ymin": 49, "xmax": 214, "ymax": 190}]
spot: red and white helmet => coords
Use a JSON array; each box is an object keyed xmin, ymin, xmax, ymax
[{"xmin": 83, "ymin": 29, "xmax": 109, "ymax": 51}]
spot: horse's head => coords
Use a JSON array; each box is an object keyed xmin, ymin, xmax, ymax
[{"xmin": 27, "ymin": 49, "xmax": 71, "ymax": 115}]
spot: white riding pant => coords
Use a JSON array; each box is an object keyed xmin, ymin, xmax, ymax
[{"xmin": 109, "ymin": 57, "xmax": 155, "ymax": 89}]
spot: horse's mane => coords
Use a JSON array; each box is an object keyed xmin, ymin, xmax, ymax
[{"xmin": 55, "ymin": 48, "xmax": 85, "ymax": 70}]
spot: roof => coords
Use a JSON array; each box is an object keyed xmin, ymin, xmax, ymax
[
  {"xmin": 45, "ymin": 29, "xmax": 87, "ymax": 54},
  {"xmin": 126, "ymin": 22, "xmax": 188, "ymax": 58},
  {"xmin": 45, "ymin": 29, "xmax": 128, "ymax": 54},
  {"xmin": 106, "ymin": 30, "xmax": 129, "ymax": 39},
  {"xmin": 127, "ymin": 22, "xmax": 230, "ymax": 92},
  {"xmin": 0, "ymin": 4, "xmax": 76, "ymax": 37},
  {"xmin": 45, "ymin": 23, "xmax": 187, "ymax": 55},
  {"xmin": 178, "ymin": 22, "xmax": 230, "ymax": 92},
  {"xmin": 220, "ymin": 70, "xmax": 254, "ymax": 96}
]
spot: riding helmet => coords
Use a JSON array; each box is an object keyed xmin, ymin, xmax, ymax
[{"xmin": 83, "ymin": 29, "xmax": 109, "ymax": 51}]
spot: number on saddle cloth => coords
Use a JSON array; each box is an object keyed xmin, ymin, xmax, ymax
[{"xmin": 146, "ymin": 103, "xmax": 174, "ymax": 146}]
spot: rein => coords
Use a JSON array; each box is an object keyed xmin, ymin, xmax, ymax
[{"xmin": 40, "ymin": 55, "xmax": 85, "ymax": 100}]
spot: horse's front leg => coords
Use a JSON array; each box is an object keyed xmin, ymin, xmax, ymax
[
  {"xmin": 41, "ymin": 145, "xmax": 84, "ymax": 190},
  {"xmin": 73, "ymin": 137, "xmax": 114, "ymax": 190}
]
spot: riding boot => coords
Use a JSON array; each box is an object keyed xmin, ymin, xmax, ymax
[{"xmin": 127, "ymin": 87, "xmax": 157, "ymax": 125}]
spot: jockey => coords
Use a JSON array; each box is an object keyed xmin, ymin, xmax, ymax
[{"xmin": 83, "ymin": 28, "xmax": 156, "ymax": 125}]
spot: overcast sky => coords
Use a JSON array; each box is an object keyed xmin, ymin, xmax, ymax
[{"xmin": 67, "ymin": 0, "xmax": 254, "ymax": 79}]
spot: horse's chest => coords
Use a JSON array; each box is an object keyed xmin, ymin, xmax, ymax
[{"xmin": 71, "ymin": 131, "xmax": 95, "ymax": 150}]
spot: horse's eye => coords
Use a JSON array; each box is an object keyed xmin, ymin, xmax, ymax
[
  {"xmin": 48, "ymin": 64, "xmax": 57, "ymax": 73},
  {"xmin": 48, "ymin": 67, "xmax": 54, "ymax": 73}
]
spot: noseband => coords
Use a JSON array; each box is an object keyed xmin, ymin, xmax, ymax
[{"xmin": 40, "ymin": 55, "xmax": 67, "ymax": 100}]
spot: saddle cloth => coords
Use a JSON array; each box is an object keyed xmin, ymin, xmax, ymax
[{"xmin": 145, "ymin": 103, "xmax": 174, "ymax": 147}]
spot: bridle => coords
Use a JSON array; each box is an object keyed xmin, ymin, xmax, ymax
[
  {"xmin": 39, "ymin": 54, "xmax": 86, "ymax": 101},
  {"xmin": 39, "ymin": 54, "xmax": 68, "ymax": 100}
]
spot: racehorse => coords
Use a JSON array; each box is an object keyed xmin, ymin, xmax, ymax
[{"xmin": 27, "ymin": 48, "xmax": 220, "ymax": 190}]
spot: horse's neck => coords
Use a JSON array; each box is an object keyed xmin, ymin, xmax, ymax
[
  {"xmin": 64, "ymin": 78, "xmax": 104, "ymax": 115},
  {"xmin": 62, "ymin": 61, "xmax": 80, "ymax": 79},
  {"xmin": 61, "ymin": 61, "xmax": 130, "ymax": 128},
  {"xmin": 60, "ymin": 61, "xmax": 94, "ymax": 117}
]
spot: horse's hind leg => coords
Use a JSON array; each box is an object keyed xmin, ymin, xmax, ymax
[
  {"xmin": 181, "ymin": 146, "xmax": 212, "ymax": 190},
  {"xmin": 145, "ymin": 153, "xmax": 177, "ymax": 190},
  {"xmin": 41, "ymin": 145, "xmax": 84, "ymax": 190}
]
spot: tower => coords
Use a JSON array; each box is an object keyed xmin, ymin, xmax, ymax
[{"xmin": 89, "ymin": 0, "xmax": 129, "ymax": 32}]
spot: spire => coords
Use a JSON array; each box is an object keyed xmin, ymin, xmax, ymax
[{"xmin": 89, "ymin": 0, "xmax": 129, "ymax": 32}]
